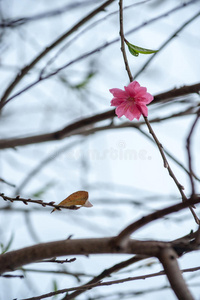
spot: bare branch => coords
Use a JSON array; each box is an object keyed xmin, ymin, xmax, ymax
[
  {"xmin": 119, "ymin": 0, "xmax": 133, "ymax": 82},
  {"xmin": 0, "ymin": 238, "xmax": 169, "ymax": 275},
  {"xmin": 0, "ymin": 196, "xmax": 200, "ymax": 275},
  {"xmin": 186, "ymin": 108, "xmax": 200, "ymax": 195},
  {"xmin": 0, "ymin": 177, "xmax": 15, "ymax": 187},
  {"xmin": 64, "ymin": 255, "xmax": 146, "ymax": 300},
  {"xmin": 0, "ymin": 193, "xmax": 80, "ymax": 211},
  {"xmin": 12, "ymin": 264, "xmax": 200, "ymax": 299},
  {"xmin": 21, "ymin": 267, "xmax": 93, "ymax": 281},
  {"xmin": 152, "ymin": 83, "xmax": 200, "ymax": 106},
  {"xmin": 115, "ymin": 196, "xmax": 200, "ymax": 247},
  {"xmin": 158, "ymin": 248, "xmax": 194, "ymax": 300}
]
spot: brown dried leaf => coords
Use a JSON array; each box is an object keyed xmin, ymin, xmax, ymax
[{"xmin": 51, "ymin": 191, "xmax": 92, "ymax": 213}]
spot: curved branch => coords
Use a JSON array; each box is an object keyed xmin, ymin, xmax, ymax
[
  {"xmin": 0, "ymin": 196, "xmax": 200, "ymax": 275},
  {"xmin": 115, "ymin": 196, "xmax": 200, "ymax": 247},
  {"xmin": 0, "ymin": 238, "xmax": 169, "ymax": 275}
]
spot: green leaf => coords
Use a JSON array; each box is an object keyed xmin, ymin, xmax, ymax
[
  {"xmin": 127, "ymin": 45, "xmax": 139, "ymax": 57},
  {"xmin": 72, "ymin": 71, "xmax": 96, "ymax": 90},
  {"xmin": 52, "ymin": 280, "xmax": 59, "ymax": 298},
  {"xmin": 53, "ymin": 279, "xmax": 58, "ymax": 292},
  {"xmin": 125, "ymin": 39, "xmax": 158, "ymax": 57},
  {"xmin": 1, "ymin": 233, "xmax": 14, "ymax": 254}
]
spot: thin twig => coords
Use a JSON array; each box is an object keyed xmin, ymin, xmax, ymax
[
  {"xmin": 0, "ymin": 193, "xmax": 80, "ymax": 211},
  {"xmin": 118, "ymin": 0, "xmax": 199, "ymax": 225},
  {"xmin": 0, "ymin": 274, "xmax": 24, "ymax": 279},
  {"xmin": 63, "ymin": 255, "xmax": 146, "ymax": 300},
  {"xmin": 21, "ymin": 267, "xmax": 93, "ymax": 281},
  {"xmin": 119, "ymin": 0, "xmax": 133, "ymax": 82},
  {"xmin": 20, "ymin": 258, "xmax": 200, "ymax": 300},
  {"xmin": 144, "ymin": 117, "xmax": 191, "ymax": 203},
  {"xmin": 186, "ymin": 108, "xmax": 200, "ymax": 195},
  {"xmin": 0, "ymin": 177, "xmax": 15, "ymax": 187}
]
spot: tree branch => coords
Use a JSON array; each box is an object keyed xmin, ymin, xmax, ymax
[
  {"xmin": 0, "ymin": 193, "xmax": 80, "ymax": 211},
  {"xmin": 115, "ymin": 196, "xmax": 200, "ymax": 247},
  {"xmin": 63, "ymin": 255, "xmax": 145, "ymax": 300},
  {"xmin": 158, "ymin": 248, "xmax": 194, "ymax": 300},
  {"xmin": 0, "ymin": 238, "xmax": 170, "ymax": 275},
  {"xmin": 0, "ymin": 196, "xmax": 200, "ymax": 275},
  {"xmin": 119, "ymin": 0, "xmax": 133, "ymax": 82},
  {"xmin": 186, "ymin": 108, "xmax": 200, "ymax": 195}
]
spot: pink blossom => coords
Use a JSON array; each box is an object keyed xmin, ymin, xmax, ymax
[{"xmin": 110, "ymin": 81, "xmax": 153, "ymax": 121}]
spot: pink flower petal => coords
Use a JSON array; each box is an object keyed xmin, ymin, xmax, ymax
[
  {"xmin": 138, "ymin": 104, "xmax": 148, "ymax": 117},
  {"xmin": 124, "ymin": 86, "xmax": 136, "ymax": 98},
  {"xmin": 111, "ymin": 98, "xmax": 125, "ymax": 106},
  {"xmin": 129, "ymin": 105, "xmax": 142, "ymax": 120},
  {"xmin": 144, "ymin": 93, "xmax": 154, "ymax": 104},
  {"xmin": 134, "ymin": 87, "xmax": 147, "ymax": 98},
  {"xmin": 127, "ymin": 81, "xmax": 141, "ymax": 91},
  {"xmin": 125, "ymin": 107, "xmax": 136, "ymax": 121},
  {"xmin": 109, "ymin": 88, "xmax": 128, "ymax": 98},
  {"xmin": 116, "ymin": 104, "xmax": 126, "ymax": 118}
]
